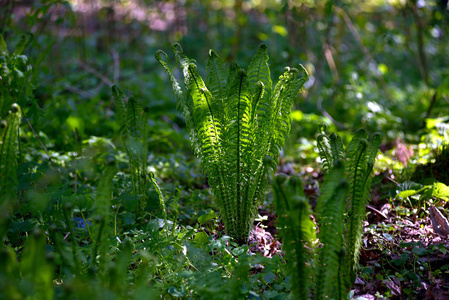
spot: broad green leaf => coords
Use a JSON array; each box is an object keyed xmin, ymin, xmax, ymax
[
  {"xmin": 396, "ymin": 189, "xmax": 420, "ymax": 199},
  {"xmin": 193, "ymin": 231, "xmax": 209, "ymax": 247},
  {"xmin": 432, "ymin": 182, "xmax": 449, "ymax": 201},
  {"xmin": 198, "ymin": 210, "xmax": 218, "ymax": 225}
]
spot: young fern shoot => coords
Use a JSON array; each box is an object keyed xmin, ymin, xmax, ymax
[
  {"xmin": 112, "ymin": 85, "xmax": 168, "ymax": 225},
  {"xmin": 316, "ymin": 125, "xmax": 381, "ymax": 288},
  {"xmin": 157, "ymin": 44, "xmax": 308, "ymax": 244},
  {"xmin": 271, "ymin": 172, "xmax": 315, "ymax": 300},
  {"xmin": 344, "ymin": 129, "xmax": 381, "ymax": 283},
  {"xmin": 112, "ymin": 86, "xmax": 148, "ymax": 224}
]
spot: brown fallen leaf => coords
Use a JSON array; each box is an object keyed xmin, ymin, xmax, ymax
[
  {"xmin": 383, "ymin": 278, "xmax": 401, "ymax": 296},
  {"xmin": 429, "ymin": 205, "xmax": 449, "ymax": 236}
]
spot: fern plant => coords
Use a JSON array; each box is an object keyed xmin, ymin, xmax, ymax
[
  {"xmin": 271, "ymin": 161, "xmax": 348, "ymax": 300},
  {"xmin": 314, "ymin": 160, "xmax": 348, "ymax": 300},
  {"xmin": 272, "ymin": 127, "xmax": 380, "ymax": 299},
  {"xmin": 157, "ymin": 43, "xmax": 308, "ymax": 244},
  {"xmin": 270, "ymin": 173, "xmax": 315, "ymax": 299},
  {"xmin": 111, "ymin": 85, "xmax": 167, "ymax": 225},
  {"xmin": 316, "ymin": 125, "xmax": 381, "ymax": 287},
  {"xmin": 0, "ymin": 103, "xmax": 20, "ymax": 238}
]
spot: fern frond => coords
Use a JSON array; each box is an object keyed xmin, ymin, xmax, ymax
[
  {"xmin": 112, "ymin": 86, "xmax": 148, "ymax": 223},
  {"xmin": 345, "ymin": 129, "xmax": 368, "ymax": 166},
  {"xmin": 0, "ymin": 104, "xmax": 20, "ymax": 206},
  {"xmin": 317, "ymin": 131, "xmax": 345, "ymax": 174},
  {"xmin": 206, "ymin": 49, "xmax": 227, "ymax": 124},
  {"xmin": 243, "ymin": 81, "xmax": 265, "ymax": 224},
  {"xmin": 366, "ymin": 133, "xmax": 382, "ymax": 165},
  {"xmin": 224, "ymin": 68, "xmax": 253, "ymax": 242},
  {"xmin": 316, "ymin": 164, "xmax": 348, "ymax": 300},
  {"xmin": 315, "ymin": 159, "xmax": 346, "ymax": 225},
  {"xmin": 276, "ymin": 65, "xmax": 308, "ymax": 143},
  {"xmin": 329, "ymin": 133, "xmax": 345, "ymax": 162},
  {"xmin": 271, "ymin": 174, "xmax": 314, "ymax": 300},
  {"xmin": 156, "ymin": 49, "xmax": 200, "ymax": 156},
  {"xmin": 126, "ymin": 96, "xmax": 142, "ymax": 139},
  {"xmin": 345, "ymin": 138, "xmax": 368, "ymax": 277},
  {"xmin": 186, "ymin": 60, "xmax": 235, "ymax": 237},
  {"xmin": 112, "ymin": 85, "xmax": 128, "ymax": 137},
  {"xmin": 317, "ymin": 134, "xmax": 333, "ymax": 173},
  {"xmin": 92, "ymin": 160, "xmax": 117, "ymax": 268},
  {"xmin": 149, "ymin": 172, "xmax": 168, "ymax": 223},
  {"xmin": 94, "ymin": 163, "xmax": 117, "ymax": 222},
  {"xmin": 345, "ymin": 131, "xmax": 381, "ymax": 283},
  {"xmin": 267, "ymin": 66, "xmax": 307, "ymax": 169},
  {"xmin": 247, "ymin": 44, "xmax": 272, "ymax": 108},
  {"xmin": 346, "ymin": 133, "xmax": 381, "ymax": 281}
]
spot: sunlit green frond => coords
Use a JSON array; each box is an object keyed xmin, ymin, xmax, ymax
[
  {"xmin": 345, "ymin": 138, "xmax": 368, "ymax": 277},
  {"xmin": 224, "ymin": 68, "xmax": 253, "ymax": 242},
  {"xmin": 276, "ymin": 66, "xmax": 308, "ymax": 142},
  {"xmin": 223, "ymin": 61, "xmax": 240, "ymax": 126},
  {"xmin": 347, "ymin": 133, "xmax": 381, "ymax": 281},
  {"xmin": 345, "ymin": 129, "xmax": 368, "ymax": 167},
  {"xmin": 317, "ymin": 134, "xmax": 333, "ymax": 173},
  {"xmin": 206, "ymin": 49, "xmax": 227, "ymax": 124},
  {"xmin": 247, "ymin": 44, "xmax": 272, "ymax": 107},
  {"xmin": 344, "ymin": 131, "xmax": 381, "ymax": 283},
  {"xmin": 243, "ymin": 81, "xmax": 265, "ymax": 221},
  {"xmin": 267, "ymin": 67, "xmax": 307, "ymax": 169},
  {"xmin": 366, "ymin": 133, "xmax": 382, "ymax": 165},
  {"xmin": 156, "ymin": 49, "xmax": 199, "ymax": 156},
  {"xmin": 317, "ymin": 130, "xmax": 345, "ymax": 174},
  {"xmin": 329, "ymin": 133, "xmax": 345, "ymax": 162},
  {"xmin": 185, "ymin": 62, "xmax": 234, "ymax": 236}
]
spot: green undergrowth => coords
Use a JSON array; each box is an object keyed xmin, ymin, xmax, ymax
[{"xmin": 1, "ymin": 1, "xmax": 449, "ymax": 297}]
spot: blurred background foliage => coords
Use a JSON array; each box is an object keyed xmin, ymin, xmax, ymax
[{"xmin": 1, "ymin": 0, "xmax": 447, "ymax": 159}]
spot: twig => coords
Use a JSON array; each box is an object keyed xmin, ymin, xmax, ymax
[
  {"xmin": 75, "ymin": 59, "xmax": 113, "ymax": 86},
  {"xmin": 366, "ymin": 204, "xmax": 388, "ymax": 220},
  {"xmin": 409, "ymin": 0, "xmax": 429, "ymax": 86},
  {"xmin": 111, "ymin": 48, "xmax": 120, "ymax": 84},
  {"xmin": 317, "ymin": 97, "xmax": 347, "ymax": 130},
  {"xmin": 334, "ymin": 6, "xmax": 393, "ymax": 102},
  {"xmin": 65, "ymin": 85, "xmax": 94, "ymax": 99},
  {"xmin": 323, "ymin": 43, "xmax": 340, "ymax": 82}
]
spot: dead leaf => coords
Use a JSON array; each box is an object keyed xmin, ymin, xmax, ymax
[{"xmin": 429, "ymin": 205, "xmax": 449, "ymax": 236}]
